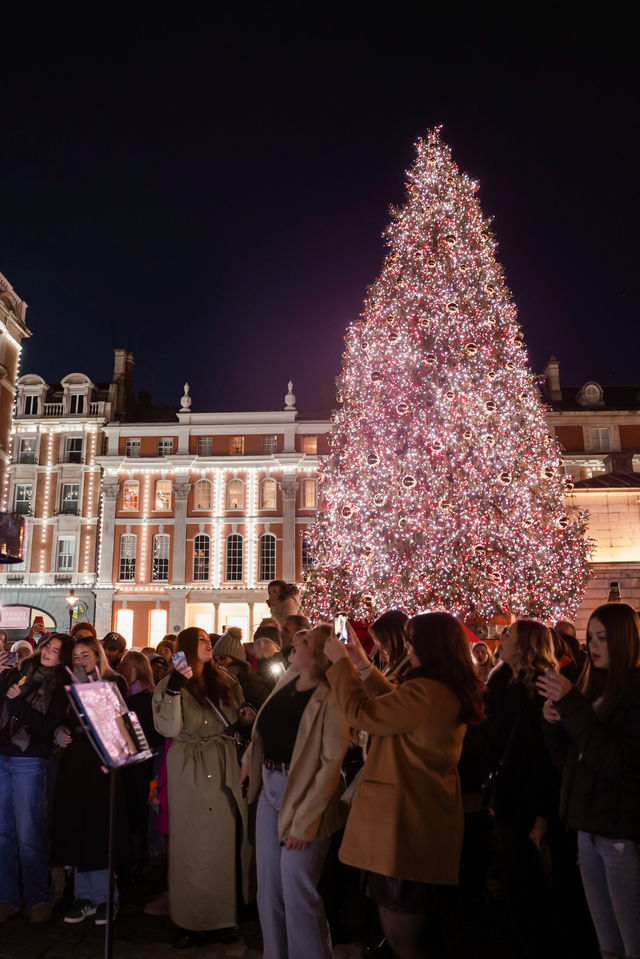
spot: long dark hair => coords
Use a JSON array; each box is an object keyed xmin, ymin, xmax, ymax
[
  {"xmin": 580, "ymin": 603, "xmax": 640, "ymax": 722},
  {"xmin": 407, "ymin": 613, "xmax": 486, "ymax": 726},
  {"xmin": 177, "ymin": 627, "xmax": 235, "ymax": 706},
  {"xmin": 23, "ymin": 633, "xmax": 74, "ymax": 677},
  {"xmin": 369, "ymin": 609, "xmax": 408, "ymax": 669}
]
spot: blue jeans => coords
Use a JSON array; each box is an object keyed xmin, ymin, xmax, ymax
[
  {"xmin": 578, "ymin": 831, "xmax": 640, "ymax": 958},
  {"xmin": 74, "ymin": 868, "xmax": 117, "ymax": 905},
  {"xmin": 256, "ymin": 768, "xmax": 332, "ymax": 959},
  {"xmin": 0, "ymin": 755, "xmax": 51, "ymax": 910}
]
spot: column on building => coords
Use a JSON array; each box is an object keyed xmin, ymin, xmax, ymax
[{"xmin": 280, "ymin": 474, "xmax": 298, "ymax": 582}]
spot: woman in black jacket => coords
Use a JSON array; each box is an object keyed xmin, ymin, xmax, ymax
[
  {"xmin": 51, "ymin": 633, "xmax": 130, "ymax": 926},
  {"xmin": 0, "ymin": 633, "xmax": 73, "ymax": 923},
  {"xmin": 538, "ymin": 603, "xmax": 640, "ymax": 959}
]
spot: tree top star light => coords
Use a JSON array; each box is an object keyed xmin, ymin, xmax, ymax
[{"xmin": 304, "ymin": 128, "xmax": 591, "ymax": 622}]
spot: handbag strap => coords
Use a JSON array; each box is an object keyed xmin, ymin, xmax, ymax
[{"xmin": 204, "ymin": 696, "xmax": 243, "ymax": 745}]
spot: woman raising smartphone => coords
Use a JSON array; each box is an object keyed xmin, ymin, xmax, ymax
[
  {"xmin": 324, "ymin": 612, "xmax": 485, "ymax": 959},
  {"xmin": 152, "ymin": 627, "xmax": 251, "ymax": 949},
  {"xmin": 538, "ymin": 603, "xmax": 640, "ymax": 959}
]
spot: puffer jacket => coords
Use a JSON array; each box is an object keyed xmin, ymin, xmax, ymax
[{"xmin": 542, "ymin": 674, "xmax": 640, "ymax": 840}]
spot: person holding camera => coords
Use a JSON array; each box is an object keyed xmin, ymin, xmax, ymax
[
  {"xmin": 0, "ymin": 633, "xmax": 73, "ymax": 923},
  {"xmin": 241, "ymin": 625, "xmax": 349, "ymax": 959},
  {"xmin": 152, "ymin": 627, "xmax": 251, "ymax": 949}
]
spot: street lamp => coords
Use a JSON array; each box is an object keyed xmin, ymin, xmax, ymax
[{"xmin": 65, "ymin": 589, "xmax": 76, "ymax": 633}]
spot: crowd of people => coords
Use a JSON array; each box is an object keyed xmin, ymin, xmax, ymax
[{"xmin": 0, "ymin": 578, "xmax": 638, "ymax": 959}]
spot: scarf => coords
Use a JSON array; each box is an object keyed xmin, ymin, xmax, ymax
[{"xmin": 3, "ymin": 664, "xmax": 63, "ymax": 753}]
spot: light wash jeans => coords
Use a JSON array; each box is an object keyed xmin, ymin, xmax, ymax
[
  {"xmin": 578, "ymin": 830, "xmax": 640, "ymax": 958},
  {"xmin": 74, "ymin": 868, "xmax": 117, "ymax": 905},
  {"xmin": 0, "ymin": 755, "xmax": 52, "ymax": 910},
  {"xmin": 256, "ymin": 767, "xmax": 333, "ymax": 959}
]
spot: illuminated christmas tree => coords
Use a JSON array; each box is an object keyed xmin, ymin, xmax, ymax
[{"xmin": 304, "ymin": 128, "xmax": 591, "ymax": 622}]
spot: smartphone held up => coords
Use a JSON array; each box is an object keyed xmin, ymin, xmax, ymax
[{"xmin": 334, "ymin": 614, "xmax": 349, "ymax": 644}]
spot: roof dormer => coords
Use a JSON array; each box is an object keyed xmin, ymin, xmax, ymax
[
  {"xmin": 577, "ymin": 381, "xmax": 604, "ymax": 408},
  {"xmin": 16, "ymin": 374, "xmax": 48, "ymax": 416},
  {"xmin": 60, "ymin": 373, "xmax": 95, "ymax": 416}
]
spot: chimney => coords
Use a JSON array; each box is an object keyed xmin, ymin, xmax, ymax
[
  {"xmin": 110, "ymin": 349, "xmax": 135, "ymax": 420},
  {"xmin": 542, "ymin": 355, "xmax": 562, "ymax": 402}
]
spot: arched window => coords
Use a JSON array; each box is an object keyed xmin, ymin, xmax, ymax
[
  {"xmin": 119, "ymin": 534, "xmax": 136, "ymax": 581},
  {"xmin": 122, "ymin": 480, "xmax": 139, "ymax": 510},
  {"xmin": 193, "ymin": 534, "xmax": 210, "ymax": 582},
  {"xmin": 259, "ymin": 533, "xmax": 276, "ymax": 582},
  {"xmin": 227, "ymin": 479, "xmax": 244, "ymax": 510},
  {"xmin": 225, "ymin": 534, "xmax": 243, "ymax": 582},
  {"xmin": 259, "ymin": 478, "xmax": 277, "ymax": 510},
  {"xmin": 194, "ymin": 479, "xmax": 213, "ymax": 510},
  {"xmin": 152, "ymin": 534, "xmax": 170, "ymax": 582}
]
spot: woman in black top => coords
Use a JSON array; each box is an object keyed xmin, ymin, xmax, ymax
[
  {"xmin": 242, "ymin": 626, "xmax": 348, "ymax": 959},
  {"xmin": 0, "ymin": 633, "xmax": 73, "ymax": 924}
]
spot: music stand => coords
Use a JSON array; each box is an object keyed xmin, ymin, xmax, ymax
[{"xmin": 65, "ymin": 681, "xmax": 153, "ymax": 959}]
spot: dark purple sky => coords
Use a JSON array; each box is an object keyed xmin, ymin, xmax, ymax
[{"xmin": 1, "ymin": 5, "xmax": 637, "ymax": 412}]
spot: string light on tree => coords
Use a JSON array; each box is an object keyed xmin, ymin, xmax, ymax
[{"xmin": 304, "ymin": 128, "xmax": 591, "ymax": 621}]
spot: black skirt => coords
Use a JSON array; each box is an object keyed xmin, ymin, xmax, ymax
[{"xmin": 364, "ymin": 871, "xmax": 443, "ymax": 916}]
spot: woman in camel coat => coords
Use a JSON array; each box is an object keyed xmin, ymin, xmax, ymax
[{"xmin": 325, "ymin": 612, "xmax": 486, "ymax": 958}]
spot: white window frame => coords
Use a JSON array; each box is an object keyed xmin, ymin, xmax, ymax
[
  {"xmin": 193, "ymin": 534, "xmax": 210, "ymax": 582},
  {"xmin": 194, "ymin": 479, "xmax": 213, "ymax": 511},
  {"xmin": 56, "ymin": 535, "xmax": 76, "ymax": 572},
  {"xmin": 122, "ymin": 480, "xmax": 139, "ymax": 511},
  {"xmin": 301, "ymin": 478, "xmax": 317, "ymax": 509},
  {"xmin": 125, "ymin": 437, "xmax": 141, "ymax": 457},
  {"xmin": 152, "ymin": 533, "xmax": 170, "ymax": 582},
  {"xmin": 591, "ymin": 427, "xmax": 612, "ymax": 453},
  {"xmin": 14, "ymin": 483, "xmax": 33, "ymax": 516},
  {"xmin": 229, "ymin": 435, "xmax": 245, "ymax": 455},
  {"xmin": 301, "ymin": 434, "xmax": 318, "ymax": 455},
  {"xmin": 61, "ymin": 482, "xmax": 80, "ymax": 515},
  {"xmin": 157, "ymin": 437, "xmax": 174, "ymax": 456},
  {"xmin": 23, "ymin": 394, "xmax": 39, "ymax": 415},
  {"xmin": 261, "ymin": 435, "xmax": 277, "ymax": 454},
  {"xmin": 259, "ymin": 478, "xmax": 277, "ymax": 510},
  {"xmin": 119, "ymin": 534, "xmax": 137, "ymax": 582},
  {"xmin": 197, "ymin": 437, "xmax": 213, "ymax": 456},
  {"xmin": 258, "ymin": 533, "xmax": 276, "ymax": 582},
  {"xmin": 154, "ymin": 480, "xmax": 172, "ymax": 511},
  {"xmin": 225, "ymin": 534, "xmax": 244, "ymax": 582},
  {"xmin": 65, "ymin": 436, "xmax": 83, "ymax": 464},
  {"xmin": 226, "ymin": 478, "xmax": 245, "ymax": 510},
  {"xmin": 69, "ymin": 393, "xmax": 85, "ymax": 415},
  {"xmin": 18, "ymin": 436, "xmax": 37, "ymax": 464}
]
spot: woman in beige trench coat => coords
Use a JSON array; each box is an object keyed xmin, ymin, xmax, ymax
[{"xmin": 153, "ymin": 627, "xmax": 251, "ymax": 949}]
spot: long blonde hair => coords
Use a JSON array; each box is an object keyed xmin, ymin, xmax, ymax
[{"xmin": 512, "ymin": 619, "xmax": 557, "ymax": 691}]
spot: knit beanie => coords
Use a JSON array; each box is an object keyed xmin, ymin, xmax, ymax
[{"xmin": 212, "ymin": 632, "xmax": 247, "ymax": 663}]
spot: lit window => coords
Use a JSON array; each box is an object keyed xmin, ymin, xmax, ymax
[
  {"xmin": 66, "ymin": 437, "xmax": 83, "ymax": 463},
  {"xmin": 225, "ymin": 534, "xmax": 244, "ymax": 582},
  {"xmin": 197, "ymin": 437, "xmax": 213, "ymax": 456},
  {"xmin": 193, "ymin": 534, "xmax": 210, "ymax": 581},
  {"xmin": 229, "ymin": 436, "xmax": 245, "ymax": 455},
  {"xmin": 152, "ymin": 534, "xmax": 170, "ymax": 582},
  {"xmin": 18, "ymin": 437, "xmax": 37, "ymax": 463},
  {"xmin": 61, "ymin": 483, "xmax": 80, "ymax": 514},
  {"xmin": 259, "ymin": 534, "xmax": 276, "ymax": 582},
  {"xmin": 301, "ymin": 537, "xmax": 312, "ymax": 571},
  {"xmin": 301, "ymin": 478, "xmax": 317, "ymax": 508},
  {"xmin": 158, "ymin": 437, "xmax": 174, "ymax": 456},
  {"xmin": 149, "ymin": 609, "xmax": 167, "ymax": 646},
  {"xmin": 14, "ymin": 484, "xmax": 33, "ymax": 516},
  {"xmin": 69, "ymin": 394, "xmax": 85, "ymax": 414},
  {"xmin": 259, "ymin": 478, "xmax": 277, "ymax": 510},
  {"xmin": 24, "ymin": 395, "xmax": 39, "ymax": 415},
  {"xmin": 194, "ymin": 479, "xmax": 213, "ymax": 510},
  {"xmin": 262, "ymin": 435, "xmax": 277, "ymax": 454},
  {"xmin": 227, "ymin": 479, "xmax": 244, "ymax": 510},
  {"xmin": 122, "ymin": 481, "xmax": 139, "ymax": 510},
  {"xmin": 119, "ymin": 534, "xmax": 136, "ymax": 581},
  {"xmin": 57, "ymin": 536, "xmax": 75, "ymax": 572},
  {"xmin": 591, "ymin": 428, "xmax": 612, "ymax": 453},
  {"xmin": 115, "ymin": 609, "xmax": 134, "ymax": 645},
  {"xmin": 302, "ymin": 434, "xmax": 317, "ymax": 454},
  {"xmin": 125, "ymin": 438, "xmax": 141, "ymax": 457},
  {"xmin": 155, "ymin": 480, "xmax": 172, "ymax": 511}
]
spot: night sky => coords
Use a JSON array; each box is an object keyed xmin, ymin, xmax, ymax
[{"xmin": 1, "ymin": 5, "xmax": 637, "ymax": 413}]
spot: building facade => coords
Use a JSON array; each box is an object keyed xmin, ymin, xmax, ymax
[
  {"xmin": 0, "ymin": 273, "xmax": 31, "ymax": 505},
  {"xmin": 2, "ymin": 342, "xmax": 639, "ymax": 645}
]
